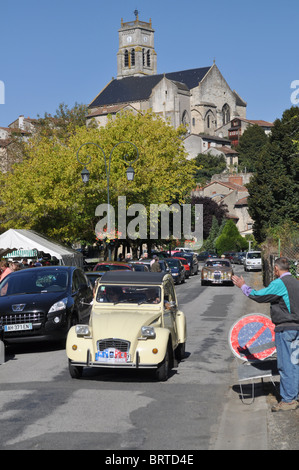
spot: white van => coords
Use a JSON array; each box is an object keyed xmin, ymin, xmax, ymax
[{"xmin": 244, "ymin": 251, "xmax": 262, "ymax": 271}]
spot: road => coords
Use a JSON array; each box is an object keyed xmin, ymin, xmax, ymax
[{"xmin": 0, "ymin": 263, "xmax": 259, "ymax": 451}]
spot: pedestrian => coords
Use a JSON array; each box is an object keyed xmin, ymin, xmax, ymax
[
  {"xmin": 151, "ymin": 256, "xmax": 161, "ymax": 272},
  {"xmin": 232, "ymin": 257, "xmax": 299, "ymax": 412},
  {"xmin": 9, "ymin": 260, "xmax": 21, "ymax": 272},
  {"xmin": 0, "ymin": 260, "xmax": 12, "ymax": 281}
]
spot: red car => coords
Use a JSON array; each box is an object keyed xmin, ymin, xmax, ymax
[
  {"xmin": 172, "ymin": 256, "xmax": 191, "ymax": 278},
  {"xmin": 93, "ymin": 262, "xmax": 132, "ymax": 275}
]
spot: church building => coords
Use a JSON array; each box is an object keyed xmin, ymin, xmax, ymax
[{"xmin": 87, "ymin": 13, "xmax": 247, "ymax": 140}]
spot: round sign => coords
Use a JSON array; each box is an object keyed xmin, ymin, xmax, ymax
[{"xmin": 229, "ymin": 314, "xmax": 276, "ymax": 361}]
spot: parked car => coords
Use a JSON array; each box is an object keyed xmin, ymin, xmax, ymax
[
  {"xmin": 66, "ymin": 271, "xmax": 187, "ymax": 381},
  {"xmin": 179, "ymin": 253, "xmax": 199, "ymax": 275},
  {"xmin": 164, "ymin": 258, "xmax": 186, "ymax": 284},
  {"xmin": 232, "ymin": 252, "xmax": 246, "ymax": 265},
  {"xmin": 85, "ymin": 271, "xmax": 103, "ymax": 288},
  {"xmin": 244, "ymin": 251, "xmax": 262, "ymax": 271},
  {"xmin": 201, "ymin": 258, "xmax": 234, "ymax": 286},
  {"xmin": 129, "ymin": 261, "xmax": 150, "ymax": 272},
  {"xmin": 93, "ymin": 262, "xmax": 132, "ymax": 276},
  {"xmin": 196, "ymin": 251, "xmax": 217, "ymax": 261},
  {"xmin": 222, "ymin": 252, "xmax": 236, "ymax": 262},
  {"xmin": 172, "ymin": 256, "xmax": 191, "ymax": 278},
  {"xmin": 0, "ymin": 266, "xmax": 93, "ymax": 344},
  {"xmin": 140, "ymin": 259, "xmax": 171, "ymax": 274}
]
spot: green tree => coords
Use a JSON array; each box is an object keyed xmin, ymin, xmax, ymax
[
  {"xmin": 0, "ymin": 111, "xmax": 195, "ymax": 247},
  {"xmin": 194, "ymin": 153, "xmax": 227, "ymax": 185},
  {"xmin": 236, "ymin": 124, "xmax": 268, "ymax": 172},
  {"xmin": 203, "ymin": 215, "xmax": 220, "ymax": 251},
  {"xmin": 215, "ymin": 219, "xmax": 248, "ymax": 254},
  {"xmin": 246, "ymin": 107, "xmax": 299, "ymax": 243}
]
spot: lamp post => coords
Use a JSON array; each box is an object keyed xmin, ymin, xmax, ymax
[{"xmin": 76, "ymin": 141, "xmax": 139, "ymax": 260}]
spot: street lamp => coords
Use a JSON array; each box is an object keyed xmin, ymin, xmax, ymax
[{"xmin": 76, "ymin": 141, "xmax": 139, "ymax": 260}]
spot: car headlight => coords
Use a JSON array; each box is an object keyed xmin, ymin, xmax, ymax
[
  {"xmin": 75, "ymin": 325, "xmax": 90, "ymax": 336},
  {"xmin": 141, "ymin": 326, "xmax": 156, "ymax": 338},
  {"xmin": 48, "ymin": 297, "xmax": 68, "ymax": 313}
]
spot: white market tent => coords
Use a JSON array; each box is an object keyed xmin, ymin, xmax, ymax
[{"xmin": 0, "ymin": 229, "xmax": 83, "ymax": 267}]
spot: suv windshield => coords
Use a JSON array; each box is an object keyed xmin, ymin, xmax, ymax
[
  {"xmin": 96, "ymin": 285, "xmax": 161, "ymax": 304},
  {"xmin": 0, "ymin": 270, "xmax": 68, "ymax": 296},
  {"xmin": 247, "ymin": 252, "xmax": 261, "ymax": 259}
]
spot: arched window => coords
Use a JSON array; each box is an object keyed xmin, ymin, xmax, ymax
[
  {"xmin": 222, "ymin": 104, "xmax": 230, "ymax": 125},
  {"xmin": 182, "ymin": 110, "xmax": 190, "ymax": 128},
  {"xmin": 131, "ymin": 49, "xmax": 135, "ymax": 66},
  {"xmin": 124, "ymin": 50, "xmax": 129, "ymax": 67}
]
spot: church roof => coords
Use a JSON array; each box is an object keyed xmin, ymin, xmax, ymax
[{"xmin": 89, "ymin": 66, "xmax": 211, "ymax": 109}]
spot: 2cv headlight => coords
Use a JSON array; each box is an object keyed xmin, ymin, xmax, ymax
[{"xmin": 141, "ymin": 326, "xmax": 156, "ymax": 339}]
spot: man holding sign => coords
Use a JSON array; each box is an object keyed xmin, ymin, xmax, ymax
[{"xmin": 232, "ymin": 257, "xmax": 299, "ymax": 412}]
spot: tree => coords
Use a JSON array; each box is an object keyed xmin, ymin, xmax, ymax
[
  {"xmin": 246, "ymin": 107, "xmax": 299, "ymax": 243},
  {"xmin": 203, "ymin": 215, "xmax": 220, "ymax": 251},
  {"xmin": 236, "ymin": 124, "xmax": 268, "ymax": 172},
  {"xmin": 215, "ymin": 219, "xmax": 248, "ymax": 254},
  {"xmin": 188, "ymin": 195, "xmax": 228, "ymax": 239},
  {"xmin": 194, "ymin": 153, "xmax": 227, "ymax": 185},
  {"xmin": 0, "ymin": 111, "xmax": 196, "ymax": 248}
]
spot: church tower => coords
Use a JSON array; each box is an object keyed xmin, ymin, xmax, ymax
[{"xmin": 117, "ymin": 11, "xmax": 157, "ymax": 79}]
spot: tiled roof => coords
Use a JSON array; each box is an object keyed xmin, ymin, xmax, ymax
[{"xmin": 89, "ymin": 67, "xmax": 211, "ymax": 108}]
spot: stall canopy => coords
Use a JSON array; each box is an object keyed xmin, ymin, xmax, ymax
[{"xmin": 0, "ymin": 229, "xmax": 83, "ymax": 267}]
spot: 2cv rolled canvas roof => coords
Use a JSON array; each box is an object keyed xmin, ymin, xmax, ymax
[
  {"xmin": 0, "ymin": 229, "xmax": 83, "ymax": 267},
  {"xmin": 100, "ymin": 271, "xmax": 168, "ymax": 285}
]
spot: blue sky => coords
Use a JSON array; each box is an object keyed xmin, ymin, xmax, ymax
[{"xmin": 0, "ymin": 0, "xmax": 298, "ymax": 127}]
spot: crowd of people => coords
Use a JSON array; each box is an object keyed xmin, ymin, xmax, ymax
[{"xmin": 0, "ymin": 257, "xmax": 57, "ymax": 282}]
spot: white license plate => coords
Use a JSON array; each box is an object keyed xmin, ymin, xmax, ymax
[
  {"xmin": 4, "ymin": 323, "xmax": 33, "ymax": 332},
  {"xmin": 95, "ymin": 348, "xmax": 130, "ymax": 363}
]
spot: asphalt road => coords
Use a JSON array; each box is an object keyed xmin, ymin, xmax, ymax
[{"xmin": 0, "ymin": 264, "xmax": 294, "ymax": 451}]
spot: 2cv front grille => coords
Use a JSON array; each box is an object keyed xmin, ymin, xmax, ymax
[{"xmin": 97, "ymin": 338, "xmax": 130, "ymax": 352}]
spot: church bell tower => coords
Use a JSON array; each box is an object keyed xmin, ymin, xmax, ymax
[{"xmin": 117, "ymin": 11, "xmax": 157, "ymax": 79}]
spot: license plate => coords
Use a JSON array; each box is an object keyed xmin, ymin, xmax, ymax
[
  {"xmin": 4, "ymin": 323, "xmax": 33, "ymax": 332},
  {"xmin": 95, "ymin": 348, "xmax": 130, "ymax": 363}
]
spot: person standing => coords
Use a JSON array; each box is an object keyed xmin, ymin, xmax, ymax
[
  {"xmin": 232, "ymin": 257, "xmax": 299, "ymax": 412},
  {"xmin": 151, "ymin": 257, "xmax": 161, "ymax": 272},
  {"xmin": 0, "ymin": 261, "xmax": 12, "ymax": 281}
]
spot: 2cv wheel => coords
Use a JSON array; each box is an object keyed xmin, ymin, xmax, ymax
[
  {"xmin": 155, "ymin": 345, "xmax": 171, "ymax": 382},
  {"xmin": 68, "ymin": 359, "xmax": 83, "ymax": 379}
]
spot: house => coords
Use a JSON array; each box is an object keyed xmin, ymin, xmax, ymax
[
  {"xmin": 216, "ymin": 117, "xmax": 273, "ymax": 146},
  {"xmin": 0, "ymin": 115, "xmax": 37, "ymax": 172},
  {"xmin": 193, "ymin": 175, "xmax": 253, "ymax": 234}
]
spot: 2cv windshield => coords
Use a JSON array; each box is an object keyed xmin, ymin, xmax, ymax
[{"xmin": 96, "ymin": 285, "xmax": 161, "ymax": 305}]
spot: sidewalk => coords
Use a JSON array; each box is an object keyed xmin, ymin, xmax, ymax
[{"xmin": 212, "ymin": 271, "xmax": 299, "ymax": 450}]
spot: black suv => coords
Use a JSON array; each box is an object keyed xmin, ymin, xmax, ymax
[{"xmin": 0, "ymin": 266, "xmax": 93, "ymax": 344}]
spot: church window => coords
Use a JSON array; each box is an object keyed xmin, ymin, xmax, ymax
[
  {"xmin": 147, "ymin": 50, "xmax": 151, "ymax": 67},
  {"xmin": 142, "ymin": 49, "xmax": 145, "ymax": 66},
  {"xmin": 124, "ymin": 50, "xmax": 129, "ymax": 67},
  {"xmin": 222, "ymin": 104, "xmax": 230, "ymax": 125},
  {"xmin": 207, "ymin": 115, "xmax": 210, "ymax": 128},
  {"xmin": 192, "ymin": 118, "xmax": 195, "ymax": 127},
  {"xmin": 131, "ymin": 49, "xmax": 135, "ymax": 66},
  {"xmin": 182, "ymin": 110, "xmax": 190, "ymax": 128}
]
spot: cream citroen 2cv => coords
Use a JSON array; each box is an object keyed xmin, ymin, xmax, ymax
[{"xmin": 66, "ymin": 271, "xmax": 186, "ymax": 381}]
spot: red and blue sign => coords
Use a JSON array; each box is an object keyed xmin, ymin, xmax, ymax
[{"xmin": 229, "ymin": 314, "xmax": 276, "ymax": 361}]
